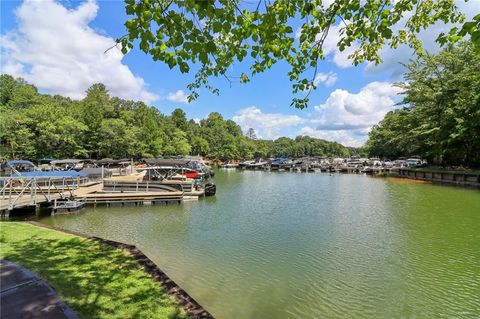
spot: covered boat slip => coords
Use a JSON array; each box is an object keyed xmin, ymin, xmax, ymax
[
  {"xmin": 103, "ymin": 178, "xmax": 205, "ymax": 197},
  {"xmin": 1, "ymin": 156, "xmax": 216, "ymax": 213},
  {"xmin": 136, "ymin": 157, "xmax": 216, "ymax": 197},
  {"xmin": 93, "ymin": 158, "xmax": 139, "ymax": 177},
  {"xmin": 1, "ymin": 172, "xmax": 91, "ymax": 192},
  {"xmin": 50, "ymin": 159, "xmax": 85, "ymax": 171},
  {"xmin": 0, "ymin": 176, "xmax": 184, "ymax": 212},
  {"xmin": 140, "ymin": 158, "xmax": 213, "ymax": 177}
]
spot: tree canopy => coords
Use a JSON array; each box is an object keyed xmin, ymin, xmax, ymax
[
  {"xmin": 0, "ymin": 74, "xmax": 358, "ymax": 161},
  {"xmin": 118, "ymin": 0, "xmax": 479, "ymax": 109},
  {"xmin": 366, "ymin": 42, "xmax": 480, "ymax": 167}
]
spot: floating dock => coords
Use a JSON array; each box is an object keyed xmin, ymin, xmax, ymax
[
  {"xmin": 83, "ymin": 191, "xmax": 183, "ymax": 206},
  {"xmin": 0, "ymin": 176, "xmax": 184, "ymax": 216}
]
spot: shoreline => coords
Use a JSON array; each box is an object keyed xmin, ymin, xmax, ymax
[
  {"xmin": 24, "ymin": 221, "xmax": 214, "ymax": 319},
  {"xmin": 390, "ymin": 168, "xmax": 480, "ymax": 188}
]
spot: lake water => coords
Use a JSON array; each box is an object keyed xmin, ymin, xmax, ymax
[{"xmin": 39, "ymin": 170, "xmax": 480, "ymax": 318}]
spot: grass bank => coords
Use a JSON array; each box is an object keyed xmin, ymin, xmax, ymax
[{"xmin": 0, "ymin": 222, "xmax": 189, "ymax": 319}]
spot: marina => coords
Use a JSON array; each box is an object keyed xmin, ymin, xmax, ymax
[
  {"xmin": 2, "ymin": 155, "xmax": 478, "ymax": 217},
  {"xmin": 1, "ymin": 3, "xmax": 478, "ymax": 318},
  {"xmin": 0, "ymin": 157, "xmax": 216, "ymax": 217},
  {"xmin": 36, "ymin": 169, "xmax": 480, "ymax": 319}
]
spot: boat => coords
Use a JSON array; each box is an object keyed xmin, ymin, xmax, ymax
[
  {"xmin": 138, "ymin": 158, "xmax": 216, "ymax": 197},
  {"xmin": 238, "ymin": 160, "xmax": 254, "ymax": 169},
  {"xmin": 50, "ymin": 159, "xmax": 85, "ymax": 171},
  {"xmin": 406, "ymin": 157, "xmax": 424, "ymax": 167},
  {"xmin": 247, "ymin": 158, "xmax": 268, "ymax": 170},
  {"xmin": 269, "ymin": 158, "xmax": 290, "ymax": 171},
  {"xmin": 220, "ymin": 161, "xmax": 238, "ymax": 169},
  {"xmin": 204, "ymin": 182, "xmax": 216, "ymax": 196},
  {"xmin": 4, "ymin": 160, "xmax": 38, "ymax": 176},
  {"xmin": 4, "ymin": 160, "xmax": 90, "ymax": 188},
  {"xmin": 361, "ymin": 166, "xmax": 374, "ymax": 175}
]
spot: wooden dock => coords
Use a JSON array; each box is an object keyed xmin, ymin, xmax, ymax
[
  {"xmin": 84, "ymin": 191, "xmax": 183, "ymax": 206},
  {"xmin": 1, "ymin": 174, "xmax": 195, "ymax": 216},
  {"xmin": 0, "ymin": 192, "xmax": 66, "ymax": 211}
]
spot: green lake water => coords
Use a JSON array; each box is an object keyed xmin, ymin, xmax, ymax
[{"xmin": 39, "ymin": 170, "xmax": 480, "ymax": 318}]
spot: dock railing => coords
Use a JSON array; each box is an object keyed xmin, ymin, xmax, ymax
[{"xmin": 0, "ymin": 176, "xmax": 88, "ymax": 211}]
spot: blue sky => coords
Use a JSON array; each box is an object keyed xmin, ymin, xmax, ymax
[{"xmin": 1, "ymin": 0, "xmax": 477, "ymax": 146}]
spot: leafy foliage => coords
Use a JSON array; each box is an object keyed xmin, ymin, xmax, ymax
[
  {"xmin": 118, "ymin": 0, "xmax": 475, "ymax": 109},
  {"xmin": 0, "ymin": 74, "xmax": 357, "ymax": 161},
  {"xmin": 366, "ymin": 42, "xmax": 480, "ymax": 167}
]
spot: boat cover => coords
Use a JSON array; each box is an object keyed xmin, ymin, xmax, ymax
[
  {"xmin": 7, "ymin": 160, "xmax": 35, "ymax": 167},
  {"xmin": 142, "ymin": 158, "xmax": 191, "ymax": 166},
  {"xmin": 50, "ymin": 159, "xmax": 83, "ymax": 165},
  {"xmin": 13, "ymin": 171, "xmax": 88, "ymax": 178},
  {"xmin": 271, "ymin": 158, "xmax": 288, "ymax": 164}
]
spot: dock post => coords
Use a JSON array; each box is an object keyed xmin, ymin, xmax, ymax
[
  {"xmin": 33, "ymin": 180, "xmax": 37, "ymax": 205},
  {"xmin": 9, "ymin": 180, "xmax": 12, "ymax": 207}
]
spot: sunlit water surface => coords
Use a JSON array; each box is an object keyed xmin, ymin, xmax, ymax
[{"xmin": 40, "ymin": 170, "xmax": 480, "ymax": 318}]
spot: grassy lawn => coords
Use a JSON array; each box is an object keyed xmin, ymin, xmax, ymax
[{"xmin": 0, "ymin": 222, "xmax": 188, "ymax": 319}]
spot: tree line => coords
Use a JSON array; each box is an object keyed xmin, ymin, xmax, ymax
[
  {"xmin": 365, "ymin": 42, "xmax": 480, "ymax": 168},
  {"xmin": 0, "ymin": 75, "xmax": 358, "ymax": 161}
]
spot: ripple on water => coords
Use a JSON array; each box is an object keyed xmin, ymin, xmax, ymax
[{"xmin": 39, "ymin": 170, "xmax": 480, "ymax": 319}]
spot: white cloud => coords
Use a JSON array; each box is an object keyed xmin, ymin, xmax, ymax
[
  {"xmin": 303, "ymin": 81, "xmax": 402, "ymax": 146},
  {"xmin": 313, "ymin": 71, "xmax": 338, "ymax": 87},
  {"xmin": 0, "ymin": 0, "xmax": 158, "ymax": 103},
  {"xmin": 312, "ymin": 81, "xmax": 402, "ymax": 130},
  {"xmin": 299, "ymin": 126, "xmax": 366, "ymax": 147},
  {"xmin": 301, "ymin": 1, "xmax": 479, "ymax": 73},
  {"xmin": 232, "ymin": 106, "xmax": 306, "ymax": 139},
  {"xmin": 322, "ymin": 22, "xmax": 358, "ymax": 68},
  {"xmin": 296, "ymin": 20, "xmax": 356, "ymax": 68},
  {"xmin": 166, "ymin": 90, "xmax": 189, "ymax": 104},
  {"xmin": 231, "ymin": 81, "xmax": 400, "ymax": 145},
  {"xmin": 321, "ymin": 0, "xmax": 337, "ymax": 8},
  {"xmin": 365, "ymin": 1, "xmax": 479, "ymax": 78}
]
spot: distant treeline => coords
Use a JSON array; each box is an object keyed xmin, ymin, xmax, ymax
[
  {"xmin": 0, "ymin": 75, "xmax": 359, "ymax": 161},
  {"xmin": 365, "ymin": 42, "xmax": 480, "ymax": 168}
]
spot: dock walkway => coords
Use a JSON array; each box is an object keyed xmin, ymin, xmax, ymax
[
  {"xmin": 0, "ymin": 192, "xmax": 66, "ymax": 211},
  {"xmin": 1, "ymin": 176, "xmax": 188, "ymax": 213},
  {"xmin": 0, "ymin": 176, "xmax": 93, "ymax": 212}
]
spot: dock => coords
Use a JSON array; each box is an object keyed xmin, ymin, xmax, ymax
[
  {"xmin": 396, "ymin": 168, "xmax": 480, "ymax": 187},
  {"xmin": 84, "ymin": 191, "xmax": 183, "ymax": 206},
  {"xmin": 0, "ymin": 176, "xmax": 88, "ymax": 213},
  {"xmin": 0, "ymin": 175, "xmax": 184, "ymax": 216}
]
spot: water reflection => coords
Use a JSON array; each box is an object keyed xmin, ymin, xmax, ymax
[{"xmin": 39, "ymin": 170, "xmax": 480, "ymax": 318}]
